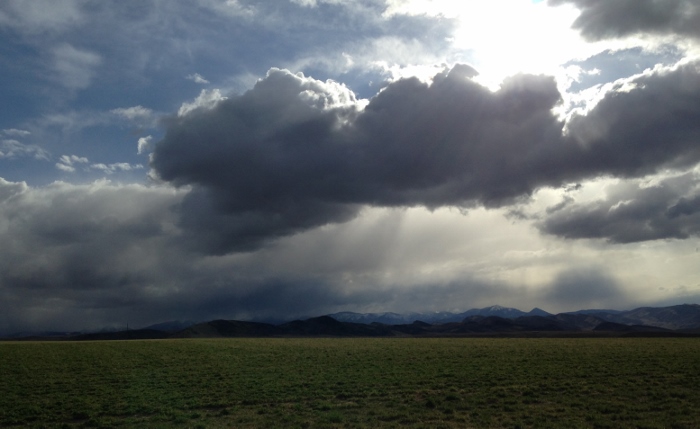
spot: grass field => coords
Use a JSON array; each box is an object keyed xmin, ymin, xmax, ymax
[{"xmin": 1, "ymin": 338, "xmax": 699, "ymax": 428}]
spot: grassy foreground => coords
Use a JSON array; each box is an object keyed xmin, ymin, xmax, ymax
[{"xmin": 1, "ymin": 338, "xmax": 699, "ymax": 428}]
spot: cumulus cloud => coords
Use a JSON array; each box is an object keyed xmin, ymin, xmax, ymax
[
  {"xmin": 153, "ymin": 66, "xmax": 563, "ymax": 253},
  {"xmin": 152, "ymin": 63, "xmax": 700, "ymax": 254},
  {"xmin": 550, "ymin": 0, "xmax": 700, "ymax": 42}
]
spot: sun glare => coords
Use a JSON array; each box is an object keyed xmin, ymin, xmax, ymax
[{"xmin": 448, "ymin": 1, "xmax": 588, "ymax": 89}]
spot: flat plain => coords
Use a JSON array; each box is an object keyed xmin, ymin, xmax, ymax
[{"xmin": 1, "ymin": 338, "xmax": 699, "ymax": 428}]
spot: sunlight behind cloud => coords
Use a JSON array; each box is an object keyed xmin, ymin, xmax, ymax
[
  {"xmin": 450, "ymin": 1, "xmax": 587, "ymax": 88},
  {"xmin": 385, "ymin": 0, "xmax": 600, "ymax": 89}
]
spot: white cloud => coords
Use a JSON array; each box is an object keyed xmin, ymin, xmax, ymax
[
  {"xmin": 55, "ymin": 154, "xmax": 144, "ymax": 175},
  {"xmin": 178, "ymin": 89, "xmax": 227, "ymax": 117},
  {"xmin": 55, "ymin": 154, "xmax": 89, "ymax": 173},
  {"xmin": 0, "ymin": 139, "xmax": 49, "ymax": 160},
  {"xmin": 2, "ymin": 129, "xmax": 31, "ymax": 137},
  {"xmin": 186, "ymin": 73, "xmax": 210, "ymax": 84},
  {"xmin": 55, "ymin": 163, "xmax": 76, "ymax": 173},
  {"xmin": 90, "ymin": 162, "xmax": 144, "ymax": 174},
  {"xmin": 111, "ymin": 106, "xmax": 154, "ymax": 121},
  {"xmin": 51, "ymin": 43, "xmax": 102, "ymax": 90},
  {"xmin": 137, "ymin": 135, "xmax": 153, "ymax": 155}
]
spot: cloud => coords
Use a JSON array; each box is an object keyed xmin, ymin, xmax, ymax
[
  {"xmin": 137, "ymin": 136, "xmax": 153, "ymax": 155},
  {"xmin": 0, "ymin": 179, "xmax": 185, "ymax": 333},
  {"xmin": 0, "ymin": 0, "xmax": 83, "ymax": 34},
  {"xmin": 562, "ymin": 61, "xmax": 700, "ymax": 176},
  {"xmin": 177, "ymin": 89, "xmax": 227, "ymax": 117},
  {"xmin": 0, "ymin": 139, "xmax": 49, "ymax": 160},
  {"xmin": 152, "ymin": 63, "xmax": 700, "ymax": 254},
  {"xmin": 51, "ymin": 43, "xmax": 102, "ymax": 90},
  {"xmin": 111, "ymin": 105, "xmax": 154, "ymax": 121},
  {"xmin": 153, "ymin": 66, "xmax": 566, "ymax": 253},
  {"xmin": 39, "ymin": 110, "xmax": 111, "ymax": 134},
  {"xmin": 2, "ymin": 129, "xmax": 31, "ymax": 137},
  {"xmin": 90, "ymin": 163, "xmax": 144, "ymax": 174},
  {"xmin": 550, "ymin": 0, "xmax": 700, "ymax": 42},
  {"xmin": 539, "ymin": 169, "xmax": 700, "ymax": 243},
  {"xmin": 209, "ymin": 0, "xmax": 257, "ymax": 18},
  {"xmin": 290, "ymin": 0, "xmax": 320, "ymax": 6},
  {"xmin": 0, "ymin": 176, "xmax": 689, "ymax": 334},
  {"xmin": 186, "ymin": 73, "xmax": 210, "ymax": 84},
  {"xmin": 55, "ymin": 154, "xmax": 144, "ymax": 175},
  {"xmin": 110, "ymin": 105, "xmax": 158, "ymax": 129},
  {"xmin": 55, "ymin": 154, "xmax": 89, "ymax": 173},
  {"xmin": 0, "ymin": 178, "xmax": 506, "ymax": 332}
]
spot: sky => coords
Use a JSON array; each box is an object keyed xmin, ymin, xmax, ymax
[{"xmin": 1, "ymin": 0, "xmax": 700, "ymax": 333}]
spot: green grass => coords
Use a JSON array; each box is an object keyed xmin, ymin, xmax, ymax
[{"xmin": 1, "ymin": 338, "xmax": 699, "ymax": 428}]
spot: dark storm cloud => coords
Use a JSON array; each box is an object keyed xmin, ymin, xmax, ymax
[
  {"xmin": 152, "ymin": 66, "xmax": 567, "ymax": 253},
  {"xmin": 0, "ymin": 178, "xmax": 491, "ymax": 333},
  {"xmin": 0, "ymin": 175, "xmax": 510, "ymax": 333},
  {"xmin": 0, "ymin": 179, "xmax": 185, "ymax": 333},
  {"xmin": 540, "ymin": 171, "xmax": 700, "ymax": 243},
  {"xmin": 564, "ymin": 62, "xmax": 700, "ymax": 176},
  {"xmin": 550, "ymin": 0, "xmax": 700, "ymax": 41},
  {"xmin": 153, "ymin": 62, "xmax": 700, "ymax": 254}
]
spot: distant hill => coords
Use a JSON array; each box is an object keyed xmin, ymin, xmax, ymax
[
  {"xmin": 71, "ymin": 329, "xmax": 169, "ymax": 341},
  {"xmin": 612, "ymin": 305, "xmax": 700, "ymax": 330},
  {"xmin": 141, "ymin": 320, "xmax": 197, "ymax": 332},
  {"xmin": 172, "ymin": 320, "xmax": 284, "ymax": 338}
]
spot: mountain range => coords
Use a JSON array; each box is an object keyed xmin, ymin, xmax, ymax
[
  {"xmin": 4, "ymin": 304, "xmax": 700, "ymax": 340},
  {"xmin": 327, "ymin": 305, "xmax": 553, "ymax": 325}
]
